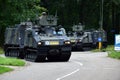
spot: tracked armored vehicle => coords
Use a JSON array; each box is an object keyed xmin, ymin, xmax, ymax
[
  {"xmin": 91, "ymin": 29, "xmax": 107, "ymax": 48},
  {"xmin": 67, "ymin": 31, "xmax": 77, "ymax": 50},
  {"xmin": 68, "ymin": 23, "xmax": 107, "ymax": 50},
  {"xmin": 4, "ymin": 12, "xmax": 71, "ymax": 62}
]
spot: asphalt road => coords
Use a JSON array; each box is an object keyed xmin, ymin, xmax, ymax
[{"xmin": 0, "ymin": 51, "xmax": 120, "ymax": 80}]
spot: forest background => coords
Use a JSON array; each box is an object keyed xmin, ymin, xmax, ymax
[{"xmin": 0, "ymin": 0, "xmax": 120, "ymax": 46}]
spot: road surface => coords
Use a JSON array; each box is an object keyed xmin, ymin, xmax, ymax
[{"xmin": 0, "ymin": 51, "xmax": 120, "ymax": 80}]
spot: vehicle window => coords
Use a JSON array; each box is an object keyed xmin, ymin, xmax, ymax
[{"xmin": 56, "ymin": 30, "xmax": 64, "ymax": 36}]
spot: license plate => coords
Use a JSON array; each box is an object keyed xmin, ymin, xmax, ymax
[{"xmin": 50, "ymin": 41, "xmax": 59, "ymax": 45}]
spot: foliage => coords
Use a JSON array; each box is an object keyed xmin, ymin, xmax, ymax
[
  {"xmin": 41, "ymin": 0, "xmax": 120, "ymax": 44},
  {"xmin": 0, "ymin": 0, "xmax": 120, "ymax": 46},
  {"xmin": 105, "ymin": 45, "xmax": 114, "ymax": 51},
  {"xmin": 0, "ymin": 0, "xmax": 47, "ymax": 46},
  {"xmin": 0, "ymin": 48, "xmax": 4, "ymax": 54},
  {"xmin": 112, "ymin": 0, "xmax": 120, "ymax": 5},
  {"xmin": 0, "ymin": 57, "xmax": 25, "ymax": 66},
  {"xmin": 0, "ymin": 66, "xmax": 13, "ymax": 74},
  {"xmin": 0, "ymin": 0, "xmax": 47, "ymax": 26}
]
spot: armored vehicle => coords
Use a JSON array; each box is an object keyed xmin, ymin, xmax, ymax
[
  {"xmin": 91, "ymin": 29, "xmax": 107, "ymax": 48},
  {"xmin": 67, "ymin": 23, "xmax": 86, "ymax": 50},
  {"xmin": 4, "ymin": 12, "xmax": 71, "ymax": 62},
  {"xmin": 80, "ymin": 29, "xmax": 107, "ymax": 49},
  {"xmin": 67, "ymin": 31, "xmax": 77, "ymax": 50},
  {"xmin": 68, "ymin": 23, "xmax": 107, "ymax": 50}
]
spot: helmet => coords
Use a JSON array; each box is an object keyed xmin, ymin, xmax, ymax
[{"xmin": 42, "ymin": 12, "xmax": 47, "ymax": 15}]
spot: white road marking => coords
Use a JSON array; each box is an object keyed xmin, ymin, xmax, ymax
[
  {"xmin": 56, "ymin": 61, "xmax": 83, "ymax": 80},
  {"xmin": 56, "ymin": 69, "xmax": 79, "ymax": 80}
]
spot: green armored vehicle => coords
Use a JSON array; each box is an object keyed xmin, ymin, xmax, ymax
[
  {"xmin": 67, "ymin": 23, "xmax": 107, "ymax": 50},
  {"xmin": 4, "ymin": 12, "xmax": 71, "ymax": 62},
  {"xmin": 67, "ymin": 31, "xmax": 77, "ymax": 50}
]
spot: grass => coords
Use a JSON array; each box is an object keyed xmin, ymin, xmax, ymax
[
  {"xmin": 108, "ymin": 51, "xmax": 120, "ymax": 59},
  {"xmin": 92, "ymin": 45, "xmax": 120, "ymax": 59},
  {"xmin": 0, "ymin": 56, "xmax": 25, "ymax": 74},
  {"xmin": 92, "ymin": 45, "xmax": 114, "ymax": 52},
  {"xmin": 104, "ymin": 45, "xmax": 114, "ymax": 51},
  {"xmin": 0, "ymin": 48, "xmax": 26, "ymax": 74},
  {"xmin": 0, "ymin": 66, "xmax": 13, "ymax": 74},
  {"xmin": 0, "ymin": 47, "xmax": 4, "ymax": 54},
  {"xmin": 0, "ymin": 57, "xmax": 25, "ymax": 66}
]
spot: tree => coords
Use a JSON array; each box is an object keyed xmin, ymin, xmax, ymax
[
  {"xmin": 0, "ymin": 0, "xmax": 47, "ymax": 46},
  {"xmin": 41, "ymin": 0, "xmax": 120, "ymax": 44}
]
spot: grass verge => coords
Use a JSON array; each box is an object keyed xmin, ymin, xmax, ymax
[
  {"xmin": 0, "ymin": 49, "xmax": 25, "ymax": 74},
  {"xmin": 108, "ymin": 51, "xmax": 120, "ymax": 59},
  {"xmin": 0, "ymin": 57, "xmax": 25, "ymax": 66},
  {"xmin": 0, "ymin": 66, "xmax": 13, "ymax": 74},
  {"xmin": 92, "ymin": 45, "xmax": 114, "ymax": 52},
  {"xmin": 92, "ymin": 45, "xmax": 120, "ymax": 59}
]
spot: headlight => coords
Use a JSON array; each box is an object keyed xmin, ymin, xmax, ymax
[
  {"xmin": 38, "ymin": 42, "xmax": 42, "ymax": 45},
  {"xmin": 65, "ymin": 41, "xmax": 71, "ymax": 44},
  {"xmin": 77, "ymin": 39, "xmax": 82, "ymax": 42}
]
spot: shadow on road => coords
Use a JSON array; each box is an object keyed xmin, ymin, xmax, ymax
[{"xmin": 72, "ymin": 47, "xmax": 93, "ymax": 52}]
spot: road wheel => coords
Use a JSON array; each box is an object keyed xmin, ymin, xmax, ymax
[
  {"xmin": 36, "ymin": 54, "xmax": 46, "ymax": 62},
  {"xmin": 60, "ymin": 51, "xmax": 71, "ymax": 61},
  {"xmin": 47, "ymin": 56, "xmax": 60, "ymax": 62},
  {"xmin": 25, "ymin": 51, "xmax": 37, "ymax": 62},
  {"xmin": 5, "ymin": 49, "xmax": 9, "ymax": 57}
]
